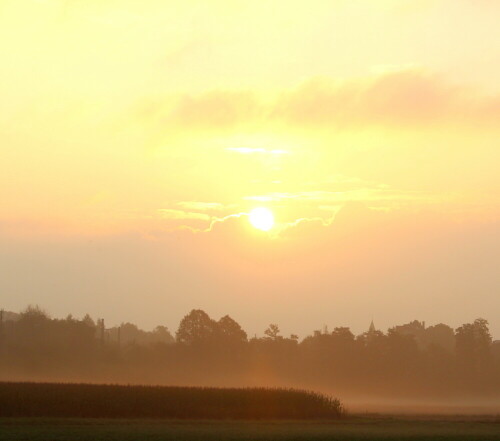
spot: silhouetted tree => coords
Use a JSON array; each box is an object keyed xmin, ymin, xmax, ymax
[
  {"xmin": 1, "ymin": 306, "xmax": 499, "ymax": 399},
  {"xmin": 217, "ymin": 315, "xmax": 247, "ymax": 344},
  {"xmin": 82, "ymin": 314, "xmax": 96, "ymax": 328},
  {"xmin": 423, "ymin": 323, "xmax": 455, "ymax": 352},
  {"xmin": 176, "ymin": 309, "xmax": 218, "ymax": 346},
  {"xmin": 456, "ymin": 318, "xmax": 492, "ymax": 382},
  {"xmin": 264, "ymin": 324, "xmax": 281, "ymax": 341}
]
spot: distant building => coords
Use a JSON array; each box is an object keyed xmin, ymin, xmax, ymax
[
  {"xmin": 363, "ymin": 319, "xmax": 380, "ymax": 343},
  {"xmin": 368, "ymin": 320, "xmax": 376, "ymax": 333}
]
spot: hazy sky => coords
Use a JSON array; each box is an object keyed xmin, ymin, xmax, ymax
[{"xmin": 1, "ymin": 0, "xmax": 499, "ymax": 338}]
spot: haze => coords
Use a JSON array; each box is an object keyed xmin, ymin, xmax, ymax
[{"xmin": 1, "ymin": 0, "xmax": 499, "ymax": 339}]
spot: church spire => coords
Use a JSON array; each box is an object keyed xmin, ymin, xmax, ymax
[{"xmin": 368, "ymin": 320, "xmax": 376, "ymax": 333}]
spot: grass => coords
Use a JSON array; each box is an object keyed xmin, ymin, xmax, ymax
[
  {"xmin": 0, "ymin": 381, "xmax": 343, "ymax": 419},
  {"xmin": 1, "ymin": 416, "xmax": 499, "ymax": 441}
]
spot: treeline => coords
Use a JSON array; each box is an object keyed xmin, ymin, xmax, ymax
[{"xmin": 0, "ymin": 306, "xmax": 499, "ymax": 399}]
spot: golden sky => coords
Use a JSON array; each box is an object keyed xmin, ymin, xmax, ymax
[{"xmin": 1, "ymin": 0, "xmax": 499, "ymax": 336}]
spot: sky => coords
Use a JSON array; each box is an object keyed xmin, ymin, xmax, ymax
[{"xmin": 1, "ymin": 0, "xmax": 499, "ymax": 338}]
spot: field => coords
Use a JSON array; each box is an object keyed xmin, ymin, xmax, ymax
[
  {"xmin": 1, "ymin": 416, "xmax": 500, "ymax": 441},
  {"xmin": 1, "ymin": 382, "xmax": 499, "ymax": 440},
  {"xmin": 0, "ymin": 382, "xmax": 342, "ymax": 419}
]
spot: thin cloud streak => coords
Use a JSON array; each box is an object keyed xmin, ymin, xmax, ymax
[{"xmin": 226, "ymin": 147, "xmax": 290, "ymax": 155}]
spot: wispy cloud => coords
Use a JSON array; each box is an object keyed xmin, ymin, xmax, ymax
[
  {"xmin": 176, "ymin": 201, "xmax": 226, "ymax": 211},
  {"xmin": 272, "ymin": 69, "xmax": 499, "ymax": 127},
  {"xmin": 243, "ymin": 188, "xmax": 433, "ymax": 204},
  {"xmin": 157, "ymin": 209, "xmax": 211, "ymax": 221},
  {"xmin": 165, "ymin": 90, "xmax": 259, "ymax": 129},
  {"xmin": 226, "ymin": 147, "xmax": 289, "ymax": 155},
  {"xmin": 142, "ymin": 68, "xmax": 500, "ymax": 131}
]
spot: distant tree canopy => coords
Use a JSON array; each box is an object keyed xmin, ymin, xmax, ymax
[
  {"xmin": 264, "ymin": 324, "xmax": 281, "ymax": 341},
  {"xmin": 218, "ymin": 315, "xmax": 248, "ymax": 344},
  {"xmin": 0, "ymin": 305, "xmax": 498, "ymax": 398},
  {"xmin": 175, "ymin": 310, "xmax": 248, "ymax": 348},
  {"xmin": 176, "ymin": 309, "xmax": 219, "ymax": 346},
  {"xmin": 455, "ymin": 318, "xmax": 493, "ymax": 377}
]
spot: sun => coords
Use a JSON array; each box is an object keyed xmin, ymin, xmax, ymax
[{"xmin": 248, "ymin": 207, "xmax": 274, "ymax": 231}]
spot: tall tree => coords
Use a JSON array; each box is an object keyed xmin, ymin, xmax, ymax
[
  {"xmin": 217, "ymin": 315, "xmax": 247, "ymax": 344},
  {"xmin": 176, "ymin": 309, "xmax": 218, "ymax": 346},
  {"xmin": 264, "ymin": 324, "xmax": 281, "ymax": 341},
  {"xmin": 455, "ymin": 318, "xmax": 492, "ymax": 379}
]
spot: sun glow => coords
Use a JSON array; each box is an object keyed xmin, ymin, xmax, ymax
[{"xmin": 248, "ymin": 207, "xmax": 275, "ymax": 231}]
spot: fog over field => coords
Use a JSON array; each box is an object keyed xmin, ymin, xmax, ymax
[{"xmin": 1, "ymin": 306, "xmax": 499, "ymax": 414}]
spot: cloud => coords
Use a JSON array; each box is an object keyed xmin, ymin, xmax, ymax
[
  {"xmin": 165, "ymin": 90, "xmax": 259, "ymax": 129},
  {"xmin": 157, "ymin": 209, "xmax": 211, "ymax": 221},
  {"xmin": 176, "ymin": 201, "xmax": 226, "ymax": 212},
  {"xmin": 226, "ymin": 147, "xmax": 289, "ymax": 155},
  {"xmin": 273, "ymin": 69, "xmax": 499, "ymax": 127},
  {"xmin": 243, "ymin": 188, "xmax": 433, "ymax": 205},
  {"xmin": 145, "ymin": 69, "xmax": 500, "ymax": 131}
]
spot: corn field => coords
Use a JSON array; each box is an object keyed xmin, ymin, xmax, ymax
[{"xmin": 0, "ymin": 382, "xmax": 344, "ymax": 419}]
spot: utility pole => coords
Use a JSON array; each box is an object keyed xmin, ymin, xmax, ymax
[
  {"xmin": 99, "ymin": 318, "xmax": 105, "ymax": 345},
  {"xmin": 0, "ymin": 309, "xmax": 4, "ymax": 357},
  {"xmin": 0, "ymin": 309, "xmax": 3, "ymax": 344}
]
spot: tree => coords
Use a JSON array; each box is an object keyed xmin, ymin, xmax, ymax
[
  {"xmin": 455, "ymin": 318, "xmax": 492, "ymax": 379},
  {"xmin": 472, "ymin": 318, "xmax": 492, "ymax": 374},
  {"xmin": 391, "ymin": 320, "xmax": 426, "ymax": 348},
  {"xmin": 423, "ymin": 323, "xmax": 455, "ymax": 352},
  {"xmin": 264, "ymin": 324, "xmax": 281, "ymax": 341},
  {"xmin": 386, "ymin": 328, "xmax": 419, "ymax": 377},
  {"xmin": 15, "ymin": 305, "xmax": 51, "ymax": 350},
  {"xmin": 217, "ymin": 315, "xmax": 247, "ymax": 344},
  {"xmin": 18, "ymin": 305, "xmax": 50, "ymax": 324},
  {"xmin": 82, "ymin": 314, "xmax": 96, "ymax": 328},
  {"xmin": 153, "ymin": 326, "xmax": 175, "ymax": 344},
  {"xmin": 176, "ymin": 309, "xmax": 218, "ymax": 346},
  {"xmin": 331, "ymin": 327, "xmax": 355, "ymax": 343}
]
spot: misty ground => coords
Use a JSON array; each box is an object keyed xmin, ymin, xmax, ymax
[
  {"xmin": 344, "ymin": 397, "xmax": 500, "ymax": 415},
  {"xmin": 2, "ymin": 416, "xmax": 499, "ymax": 441}
]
